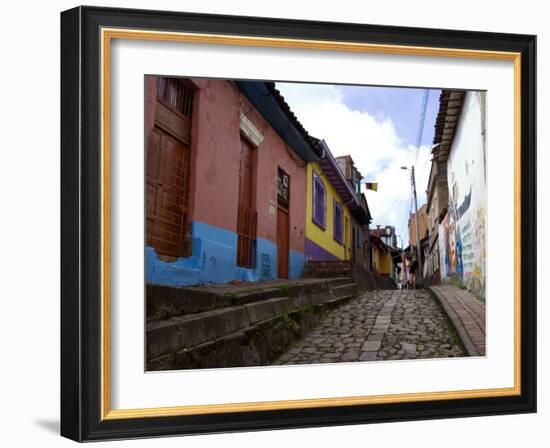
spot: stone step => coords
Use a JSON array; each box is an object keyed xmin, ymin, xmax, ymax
[
  {"xmin": 326, "ymin": 277, "xmax": 354, "ymax": 287},
  {"xmin": 147, "ymin": 305, "xmax": 250, "ymax": 360},
  {"xmin": 302, "ymin": 260, "xmax": 354, "ymax": 279},
  {"xmin": 147, "ymin": 296, "xmax": 307, "ymax": 360},
  {"xmin": 147, "ymin": 276, "xmax": 363, "ymax": 370},
  {"xmin": 148, "ymin": 278, "xmax": 348, "ymax": 321},
  {"xmin": 332, "ymin": 283, "xmax": 359, "ymax": 298},
  {"xmin": 148, "ymin": 307, "xmax": 326, "ymax": 371},
  {"xmin": 147, "ymin": 283, "xmax": 232, "ymax": 320},
  {"xmin": 303, "ymin": 269, "xmax": 352, "ymax": 278}
]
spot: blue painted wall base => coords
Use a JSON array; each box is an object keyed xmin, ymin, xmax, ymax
[{"xmin": 146, "ymin": 221, "xmax": 304, "ymax": 286}]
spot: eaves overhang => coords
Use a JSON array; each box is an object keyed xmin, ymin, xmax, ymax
[{"xmin": 235, "ymin": 81, "xmax": 319, "ymax": 163}]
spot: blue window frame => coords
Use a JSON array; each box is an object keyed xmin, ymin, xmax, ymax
[
  {"xmin": 312, "ymin": 171, "xmax": 326, "ymax": 229},
  {"xmin": 333, "ymin": 200, "xmax": 343, "ymax": 244}
]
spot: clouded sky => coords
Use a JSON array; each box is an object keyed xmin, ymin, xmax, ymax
[{"xmin": 275, "ymin": 81, "xmax": 441, "ymax": 247}]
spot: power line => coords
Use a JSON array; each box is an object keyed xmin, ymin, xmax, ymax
[
  {"xmin": 411, "ymin": 89, "xmax": 432, "ymax": 202},
  {"xmin": 414, "ymin": 89, "xmax": 430, "ymax": 166},
  {"xmin": 374, "ymin": 89, "xmax": 430, "ymax": 247}
]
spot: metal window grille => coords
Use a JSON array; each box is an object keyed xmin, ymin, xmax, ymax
[{"xmin": 156, "ymin": 77, "xmax": 194, "ymax": 118}]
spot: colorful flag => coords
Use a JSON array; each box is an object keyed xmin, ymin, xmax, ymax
[{"xmin": 364, "ymin": 182, "xmax": 378, "ymax": 192}]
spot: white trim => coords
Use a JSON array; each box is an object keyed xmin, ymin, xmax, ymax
[{"xmin": 239, "ymin": 112, "xmax": 264, "ymax": 147}]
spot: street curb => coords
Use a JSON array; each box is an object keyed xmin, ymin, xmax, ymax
[{"xmin": 428, "ymin": 286, "xmax": 480, "ymax": 357}]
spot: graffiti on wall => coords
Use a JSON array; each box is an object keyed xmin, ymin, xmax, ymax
[
  {"xmin": 438, "ymin": 92, "xmax": 487, "ymax": 299},
  {"xmin": 439, "ymin": 199, "xmax": 486, "ymax": 298}
]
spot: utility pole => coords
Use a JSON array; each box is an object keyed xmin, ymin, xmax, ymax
[
  {"xmin": 396, "ymin": 234, "xmax": 404, "ymax": 288},
  {"xmin": 402, "ymin": 165, "xmax": 423, "ymax": 288},
  {"xmin": 411, "ymin": 166, "xmax": 423, "ymax": 288}
]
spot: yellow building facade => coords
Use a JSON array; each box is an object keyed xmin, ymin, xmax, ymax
[
  {"xmin": 305, "ymin": 163, "xmax": 351, "ymax": 261},
  {"xmin": 372, "ymin": 245, "xmax": 393, "ymax": 276}
]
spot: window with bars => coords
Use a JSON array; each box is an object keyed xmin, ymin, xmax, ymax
[
  {"xmin": 277, "ymin": 168, "xmax": 290, "ymax": 208},
  {"xmin": 333, "ymin": 200, "xmax": 343, "ymax": 244},
  {"xmin": 156, "ymin": 77, "xmax": 194, "ymax": 118},
  {"xmin": 312, "ymin": 172, "xmax": 326, "ymax": 229}
]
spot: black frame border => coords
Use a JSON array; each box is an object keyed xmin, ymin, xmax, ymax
[{"xmin": 61, "ymin": 6, "xmax": 536, "ymax": 442}]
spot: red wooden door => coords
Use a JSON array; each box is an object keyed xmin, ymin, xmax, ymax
[
  {"xmin": 237, "ymin": 139, "xmax": 257, "ymax": 268},
  {"xmin": 277, "ymin": 207, "xmax": 289, "ymax": 278},
  {"xmin": 238, "ymin": 139, "xmax": 253, "ymax": 208},
  {"xmin": 146, "ymin": 126, "xmax": 190, "ymax": 257},
  {"xmin": 146, "ymin": 77, "xmax": 194, "ymax": 258}
]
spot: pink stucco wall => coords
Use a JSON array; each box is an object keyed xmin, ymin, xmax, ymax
[{"xmin": 145, "ymin": 77, "xmax": 306, "ymax": 253}]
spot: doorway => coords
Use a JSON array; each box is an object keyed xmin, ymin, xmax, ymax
[
  {"xmin": 236, "ymin": 138, "xmax": 257, "ymax": 268},
  {"xmin": 277, "ymin": 168, "xmax": 290, "ymax": 278},
  {"xmin": 146, "ymin": 77, "xmax": 193, "ymax": 258}
]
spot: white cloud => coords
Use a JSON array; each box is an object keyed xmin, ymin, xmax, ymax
[{"xmin": 276, "ymin": 82, "xmax": 432, "ymax": 245}]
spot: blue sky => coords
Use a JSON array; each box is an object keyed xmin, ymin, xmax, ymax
[
  {"xmin": 275, "ymin": 82, "xmax": 441, "ymax": 247},
  {"xmin": 340, "ymin": 85, "xmax": 441, "ymax": 148}
]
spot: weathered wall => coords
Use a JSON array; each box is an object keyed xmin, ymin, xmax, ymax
[
  {"xmin": 305, "ymin": 163, "xmax": 351, "ymax": 261},
  {"xmin": 187, "ymin": 79, "xmax": 241, "ymax": 234},
  {"xmin": 439, "ymin": 91, "xmax": 487, "ymax": 298},
  {"xmin": 146, "ymin": 78, "xmax": 307, "ymax": 285}
]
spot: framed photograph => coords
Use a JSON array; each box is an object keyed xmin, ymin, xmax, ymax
[{"xmin": 60, "ymin": 6, "xmax": 536, "ymax": 441}]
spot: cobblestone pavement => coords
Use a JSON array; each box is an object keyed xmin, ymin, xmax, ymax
[{"xmin": 272, "ymin": 289, "xmax": 466, "ymax": 365}]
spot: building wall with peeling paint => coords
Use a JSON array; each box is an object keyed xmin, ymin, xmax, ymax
[
  {"xmin": 146, "ymin": 78, "xmax": 307, "ymax": 286},
  {"xmin": 439, "ymin": 91, "xmax": 487, "ymax": 298}
]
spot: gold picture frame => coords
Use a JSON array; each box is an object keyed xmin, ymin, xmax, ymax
[{"xmin": 61, "ymin": 6, "xmax": 536, "ymax": 441}]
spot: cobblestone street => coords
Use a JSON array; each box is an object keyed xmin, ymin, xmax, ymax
[{"xmin": 272, "ymin": 289, "xmax": 466, "ymax": 365}]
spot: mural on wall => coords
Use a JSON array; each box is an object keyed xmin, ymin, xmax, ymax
[{"xmin": 438, "ymin": 92, "xmax": 487, "ymax": 299}]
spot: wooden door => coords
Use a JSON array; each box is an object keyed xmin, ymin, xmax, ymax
[
  {"xmin": 146, "ymin": 126, "xmax": 190, "ymax": 257},
  {"xmin": 236, "ymin": 139, "xmax": 257, "ymax": 268},
  {"xmin": 277, "ymin": 207, "xmax": 289, "ymax": 278},
  {"xmin": 238, "ymin": 139, "xmax": 253, "ymax": 209},
  {"xmin": 146, "ymin": 77, "xmax": 193, "ymax": 258}
]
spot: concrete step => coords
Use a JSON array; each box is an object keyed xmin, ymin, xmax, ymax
[
  {"xmin": 332, "ymin": 282, "xmax": 359, "ymax": 298},
  {"xmin": 303, "ymin": 260, "xmax": 353, "ymax": 278},
  {"xmin": 148, "ymin": 279, "xmax": 340, "ymax": 321},
  {"xmin": 148, "ymin": 307, "xmax": 326, "ymax": 371},
  {"xmin": 146, "ymin": 276, "xmax": 363, "ymax": 370},
  {"xmin": 325, "ymin": 277, "xmax": 354, "ymax": 287},
  {"xmin": 147, "ymin": 296, "xmax": 305, "ymax": 360},
  {"xmin": 147, "ymin": 305, "xmax": 249, "ymax": 360},
  {"xmin": 304, "ymin": 266, "xmax": 351, "ymax": 278},
  {"xmin": 147, "ymin": 283, "xmax": 232, "ymax": 320}
]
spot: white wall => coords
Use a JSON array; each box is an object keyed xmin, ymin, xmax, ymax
[
  {"xmin": 0, "ymin": 1, "xmax": 546, "ymax": 447},
  {"xmin": 439, "ymin": 92, "xmax": 487, "ymax": 297}
]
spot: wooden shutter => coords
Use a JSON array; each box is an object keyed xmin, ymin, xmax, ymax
[
  {"xmin": 312, "ymin": 172, "xmax": 326, "ymax": 228},
  {"xmin": 333, "ymin": 201, "xmax": 343, "ymax": 243}
]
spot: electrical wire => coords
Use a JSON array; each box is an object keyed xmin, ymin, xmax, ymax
[{"xmin": 414, "ymin": 89, "xmax": 430, "ymax": 167}]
